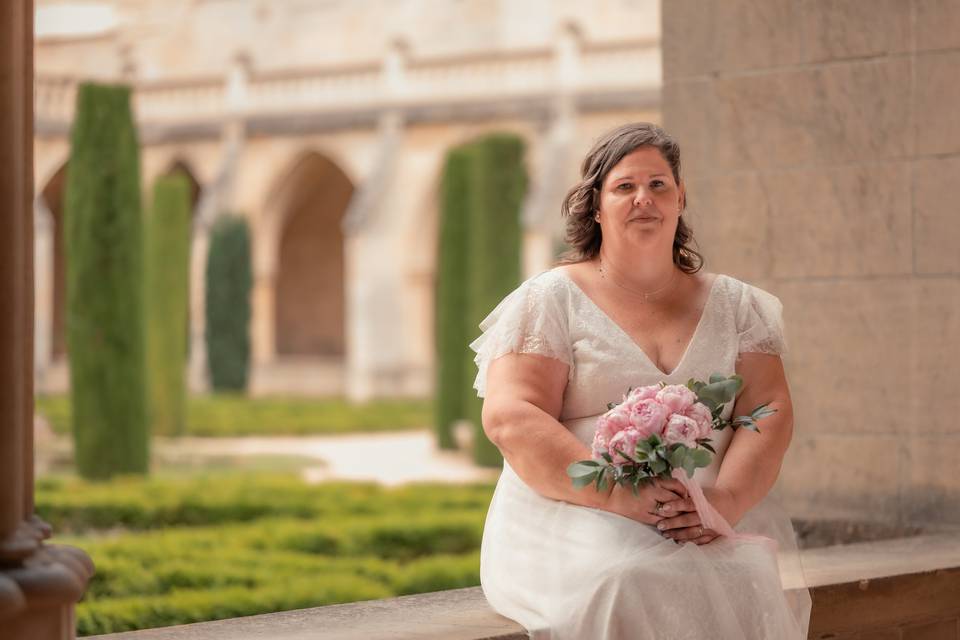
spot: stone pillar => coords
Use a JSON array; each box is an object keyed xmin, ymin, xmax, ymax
[
  {"xmin": 188, "ymin": 55, "xmax": 249, "ymax": 392},
  {"xmin": 343, "ymin": 44, "xmax": 408, "ymax": 401},
  {"xmin": 0, "ymin": 1, "xmax": 93, "ymax": 637},
  {"xmin": 662, "ymin": 0, "xmax": 960, "ymax": 526}
]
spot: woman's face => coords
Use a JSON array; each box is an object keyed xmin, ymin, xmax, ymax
[{"xmin": 597, "ymin": 145, "xmax": 685, "ymax": 250}]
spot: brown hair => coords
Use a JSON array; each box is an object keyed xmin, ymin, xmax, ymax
[{"xmin": 559, "ymin": 122, "xmax": 703, "ymax": 273}]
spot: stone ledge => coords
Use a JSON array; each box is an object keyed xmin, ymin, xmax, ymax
[
  {"xmin": 86, "ymin": 534, "xmax": 960, "ymax": 640},
  {"xmin": 85, "ymin": 587, "xmax": 526, "ymax": 640}
]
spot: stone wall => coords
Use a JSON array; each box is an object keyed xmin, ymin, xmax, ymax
[{"xmin": 662, "ymin": 0, "xmax": 960, "ymax": 526}]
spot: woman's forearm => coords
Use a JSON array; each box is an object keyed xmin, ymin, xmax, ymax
[
  {"xmin": 713, "ymin": 399, "xmax": 793, "ymax": 524},
  {"xmin": 483, "ymin": 400, "xmax": 612, "ymax": 509}
]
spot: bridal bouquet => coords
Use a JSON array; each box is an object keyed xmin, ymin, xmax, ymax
[{"xmin": 567, "ymin": 374, "xmax": 775, "ymax": 494}]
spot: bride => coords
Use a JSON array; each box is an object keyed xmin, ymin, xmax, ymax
[{"xmin": 470, "ymin": 122, "xmax": 811, "ymax": 639}]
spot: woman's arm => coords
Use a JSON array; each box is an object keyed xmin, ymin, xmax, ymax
[
  {"xmin": 483, "ymin": 352, "xmax": 686, "ymax": 524},
  {"xmin": 656, "ymin": 352, "xmax": 795, "ymax": 543},
  {"xmin": 713, "ymin": 351, "xmax": 795, "ymax": 525}
]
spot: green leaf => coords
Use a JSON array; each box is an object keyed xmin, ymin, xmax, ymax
[
  {"xmin": 567, "ymin": 460, "xmax": 601, "ymax": 478},
  {"xmin": 700, "ymin": 441, "xmax": 717, "ymax": 454},
  {"xmin": 709, "ymin": 373, "xmax": 726, "ymax": 384},
  {"xmin": 690, "ymin": 448, "xmax": 712, "ymax": 468},
  {"xmin": 572, "ymin": 473, "xmax": 599, "ymax": 489}
]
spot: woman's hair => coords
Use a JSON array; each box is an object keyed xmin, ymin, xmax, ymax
[{"xmin": 558, "ymin": 122, "xmax": 704, "ymax": 273}]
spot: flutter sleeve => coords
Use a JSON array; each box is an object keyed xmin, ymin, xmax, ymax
[
  {"xmin": 469, "ymin": 273, "xmax": 573, "ymax": 398},
  {"xmin": 735, "ymin": 283, "xmax": 788, "ymax": 356}
]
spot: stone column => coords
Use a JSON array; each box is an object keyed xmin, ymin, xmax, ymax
[
  {"xmin": 188, "ymin": 55, "xmax": 248, "ymax": 392},
  {"xmin": 0, "ymin": 2, "xmax": 93, "ymax": 637}
]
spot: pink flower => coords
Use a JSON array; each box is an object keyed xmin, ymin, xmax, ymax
[
  {"xmin": 656, "ymin": 384, "xmax": 697, "ymax": 414},
  {"xmin": 663, "ymin": 414, "xmax": 700, "ymax": 447},
  {"xmin": 608, "ymin": 427, "xmax": 644, "ymax": 465},
  {"xmin": 684, "ymin": 402, "xmax": 714, "ymax": 440},
  {"xmin": 592, "ymin": 405, "xmax": 631, "ymax": 455},
  {"xmin": 626, "ymin": 398, "xmax": 671, "ymax": 439},
  {"xmin": 626, "ymin": 385, "xmax": 660, "ymax": 403}
]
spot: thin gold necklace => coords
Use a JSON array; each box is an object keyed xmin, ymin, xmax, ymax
[{"xmin": 598, "ymin": 257, "xmax": 679, "ymax": 302}]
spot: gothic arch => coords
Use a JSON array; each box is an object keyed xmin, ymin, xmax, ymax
[{"xmin": 266, "ymin": 151, "xmax": 354, "ymax": 358}]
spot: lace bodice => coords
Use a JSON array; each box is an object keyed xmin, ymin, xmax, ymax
[{"xmin": 470, "ymin": 268, "xmax": 788, "ymax": 486}]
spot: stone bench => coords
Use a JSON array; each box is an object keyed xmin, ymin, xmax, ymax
[{"xmin": 87, "ymin": 533, "xmax": 960, "ymax": 640}]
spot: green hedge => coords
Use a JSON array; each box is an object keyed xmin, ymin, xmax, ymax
[
  {"xmin": 464, "ymin": 134, "xmax": 526, "ymax": 467},
  {"xmin": 65, "ymin": 82, "xmax": 148, "ymax": 480},
  {"xmin": 434, "ymin": 147, "xmax": 473, "ymax": 450},
  {"xmin": 36, "ymin": 474, "xmax": 493, "ymax": 533},
  {"xmin": 433, "ymin": 134, "xmax": 527, "ymax": 467},
  {"xmin": 205, "ymin": 215, "xmax": 252, "ymax": 392},
  {"xmin": 36, "ymin": 394, "xmax": 432, "ymax": 438},
  {"xmin": 145, "ymin": 174, "xmax": 192, "ymax": 436},
  {"xmin": 78, "ymin": 576, "xmax": 392, "ymax": 636},
  {"xmin": 38, "ymin": 474, "xmax": 491, "ymax": 635}
]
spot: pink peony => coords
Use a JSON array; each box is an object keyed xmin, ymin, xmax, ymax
[
  {"xmin": 684, "ymin": 402, "xmax": 714, "ymax": 440},
  {"xmin": 663, "ymin": 414, "xmax": 700, "ymax": 447},
  {"xmin": 626, "ymin": 384, "xmax": 660, "ymax": 403},
  {"xmin": 592, "ymin": 405, "xmax": 631, "ymax": 455},
  {"xmin": 608, "ymin": 427, "xmax": 644, "ymax": 465},
  {"xmin": 656, "ymin": 384, "xmax": 697, "ymax": 414},
  {"xmin": 626, "ymin": 398, "xmax": 671, "ymax": 439}
]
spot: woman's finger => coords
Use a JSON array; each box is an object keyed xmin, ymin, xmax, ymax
[
  {"xmin": 656, "ymin": 512, "xmax": 701, "ymax": 532},
  {"xmin": 658, "ymin": 497, "xmax": 696, "ymax": 515},
  {"xmin": 692, "ymin": 531, "xmax": 720, "ymax": 545},
  {"xmin": 654, "ymin": 478, "xmax": 689, "ymax": 498}
]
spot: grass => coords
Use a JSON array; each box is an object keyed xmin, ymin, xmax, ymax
[{"xmin": 36, "ymin": 393, "xmax": 432, "ymax": 437}]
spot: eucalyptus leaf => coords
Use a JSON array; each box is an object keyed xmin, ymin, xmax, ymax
[
  {"xmin": 572, "ymin": 472, "xmax": 599, "ymax": 488},
  {"xmin": 567, "ymin": 460, "xmax": 601, "ymax": 478}
]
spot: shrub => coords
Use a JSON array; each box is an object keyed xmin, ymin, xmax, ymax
[
  {"xmin": 64, "ymin": 82, "xmax": 148, "ymax": 479},
  {"xmin": 464, "ymin": 134, "xmax": 526, "ymax": 467},
  {"xmin": 145, "ymin": 174, "xmax": 191, "ymax": 436},
  {"xmin": 77, "ymin": 576, "xmax": 392, "ymax": 636},
  {"xmin": 205, "ymin": 215, "xmax": 251, "ymax": 392},
  {"xmin": 434, "ymin": 147, "xmax": 473, "ymax": 450},
  {"xmin": 36, "ymin": 474, "xmax": 494, "ymax": 533}
]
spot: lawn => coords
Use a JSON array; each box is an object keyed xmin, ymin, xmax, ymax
[{"xmin": 36, "ymin": 394, "xmax": 433, "ymax": 437}]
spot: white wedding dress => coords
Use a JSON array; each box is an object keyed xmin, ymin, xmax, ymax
[{"xmin": 470, "ymin": 268, "xmax": 812, "ymax": 640}]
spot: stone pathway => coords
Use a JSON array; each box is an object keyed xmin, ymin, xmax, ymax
[{"xmin": 154, "ymin": 431, "xmax": 501, "ymax": 486}]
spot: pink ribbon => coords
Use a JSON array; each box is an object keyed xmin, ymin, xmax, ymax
[{"xmin": 671, "ymin": 468, "xmax": 778, "ymax": 553}]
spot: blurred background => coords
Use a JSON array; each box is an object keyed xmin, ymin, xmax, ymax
[{"xmin": 25, "ymin": 0, "xmax": 960, "ymax": 636}]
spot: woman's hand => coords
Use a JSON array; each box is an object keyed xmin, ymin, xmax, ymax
[
  {"xmin": 603, "ymin": 477, "xmax": 690, "ymax": 526},
  {"xmin": 655, "ymin": 486, "xmax": 738, "ymax": 545}
]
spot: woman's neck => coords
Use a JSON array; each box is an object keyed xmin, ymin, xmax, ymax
[{"xmin": 596, "ymin": 245, "xmax": 680, "ymax": 302}]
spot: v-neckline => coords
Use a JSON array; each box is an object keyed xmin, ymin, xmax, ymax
[{"xmin": 554, "ymin": 269, "xmax": 723, "ymax": 378}]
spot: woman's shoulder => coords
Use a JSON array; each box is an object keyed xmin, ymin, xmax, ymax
[{"xmin": 712, "ymin": 273, "xmax": 781, "ymax": 304}]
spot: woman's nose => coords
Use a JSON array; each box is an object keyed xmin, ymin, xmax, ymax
[{"xmin": 634, "ymin": 188, "xmax": 653, "ymax": 206}]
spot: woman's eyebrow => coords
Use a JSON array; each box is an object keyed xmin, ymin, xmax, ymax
[{"xmin": 611, "ymin": 172, "xmax": 667, "ymax": 181}]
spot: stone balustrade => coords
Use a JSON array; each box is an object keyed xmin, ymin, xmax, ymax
[{"xmin": 34, "ymin": 37, "xmax": 660, "ymax": 135}]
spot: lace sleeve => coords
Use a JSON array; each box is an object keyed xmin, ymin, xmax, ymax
[
  {"xmin": 469, "ymin": 274, "xmax": 573, "ymax": 398},
  {"xmin": 736, "ymin": 283, "xmax": 787, "ymax": 356}
]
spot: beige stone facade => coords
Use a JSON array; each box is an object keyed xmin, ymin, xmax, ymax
[
  {"xmin": 33, "ymin": 0, "xmax": 661, "ymax": 400},
  {"xmin": 663, "ymin": 0, "xmax": 960, "ymax": 527}
]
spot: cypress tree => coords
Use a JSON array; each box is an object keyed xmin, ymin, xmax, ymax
[
  {"xmin": 65, "ymin": 82, "xmax": 148, "ymax": 479},
  {"xmin": 434, "ymin": 148, "xmax": 472, "ymax": 450},
  {"xmin": 205, "ymin": 215, "xmax": 252, "ymax": 392},
  {"xmin": 145, "ymin": 175, "xmax": 191, "ymax": 436},
  {"xmin": 463, "ymin": 134, "xmax": 527, "ymax": 467}
]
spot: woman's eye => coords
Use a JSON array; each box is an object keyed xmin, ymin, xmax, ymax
[
  {"xmin": 650, "ymin": 180, "xmax": 665, "ymax": 188},
  {"xmin": 617, "ymin": 183, "xmax": 633, "ymax": 191}
]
